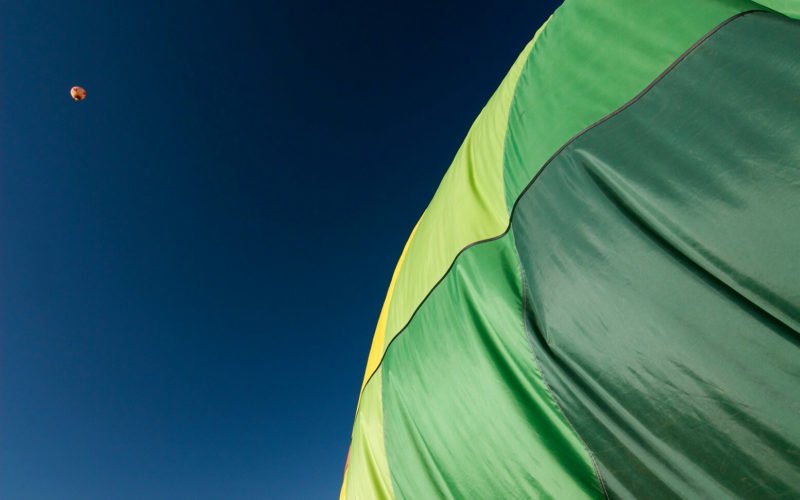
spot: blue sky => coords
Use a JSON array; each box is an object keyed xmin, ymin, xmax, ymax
[{"xmin": 0, "ymin": 1, "xmax": 558, "ymax": 498}]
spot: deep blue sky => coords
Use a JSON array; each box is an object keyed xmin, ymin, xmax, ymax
[{"xmin": 1, "ymin": 2, "xmax": 558, "ymax": 498}]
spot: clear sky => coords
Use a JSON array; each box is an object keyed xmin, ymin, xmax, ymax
[{"xmin": 1, "ymin": 1, "xmax": 558, "ymax": 498}]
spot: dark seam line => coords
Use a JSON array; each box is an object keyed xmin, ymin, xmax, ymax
[
  {"xmin": 513, "ymin": 233, "xmax": 610, "ymax": 498},
  {"xmin": 351, "ymin": 9, "xmax": 763, "ymax": 426}
]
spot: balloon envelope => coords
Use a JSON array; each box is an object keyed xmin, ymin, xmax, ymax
[
  {"xmin": 342, "ymin": 2, "xmax": 800, "ymax": 499},
  {"xmin": 70, "ymin": 86, "xmax": 86, "ymax": 101}
]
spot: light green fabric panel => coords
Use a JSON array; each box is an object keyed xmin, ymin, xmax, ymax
[
  {"xmin": 382, "ymin": 233, "xmax": 603, "ymax": 499},
  {"xmin": 755, "ymin": 0, "xmax": 800, "ymax": 18},
  {"xmin": 344, "ymin": 370, "xmax": 393, "ymax": 499},
  {"xmin": 381, "ymin": 24, "xmax": 548, "ymax": 350}
]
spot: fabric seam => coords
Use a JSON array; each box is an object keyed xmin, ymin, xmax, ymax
[
  {"xmin": 351, "ymin": 7, "xmax": 762, "ymax": 429},
  {"xmin": 512, "ymin": 227, "xmax": 609, "ymax": 498}
]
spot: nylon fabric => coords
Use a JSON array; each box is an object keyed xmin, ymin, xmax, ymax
[
  {"xmin": 755, "ymin": 0, "xmax": 800, "ymax": 17},
  {"xmin": 344, "ymin": 218, "xmax": 422, "ymax": 500},
  {"xmin": 382, "ymin": 22, "xmax": 548, "ymax": 353},
  {"xmin": 344, "ymin": 0, "xmax": 800, "ymax": 497},
  {"xmin": 359, "ymin": 216, "xmax": 422, "ymax": 399},
  {"xmin": 343, "ymin": 370, "xmax": 394, "ymax": 499},
  {"xmin": 342, "ymin": 18, "xmax": 551, "ymax": 499},
  {"xmin": 512, "ymin": 12, "xmax": 800, "ymax": 498},
  {"xmin": 382, "ymin": 234, "xmax": 602, "ymax": 499},
  {"xmin": 502, "ymin": 0, "xmax": 760, "ymax": 210}
]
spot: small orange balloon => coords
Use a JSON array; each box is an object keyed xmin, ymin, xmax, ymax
[{"xmin": 70, "ymin": 86, "xmax": 86, "ymax": 101}]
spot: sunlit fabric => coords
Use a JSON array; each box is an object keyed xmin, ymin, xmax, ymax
[{"xmin": 343, "ymin": 2, "xmax": 800, "ymax": 498}]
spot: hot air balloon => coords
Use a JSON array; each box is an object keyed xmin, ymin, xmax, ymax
[
  {"xmin": 342, "ymin": 0, "xmax": 800, "ymax": 498},
  {"xmin": 70, "ymin": 86, "xmax": 86, "ymax": 101}
]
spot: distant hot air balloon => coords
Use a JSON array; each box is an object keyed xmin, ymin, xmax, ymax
[
  {"xmin": 70, "ymin": 86, "xmax": 86, "ymax": 101},
  {"xmin": 342, "ymin": 2, "xmax": 800, "ymax": 499}
]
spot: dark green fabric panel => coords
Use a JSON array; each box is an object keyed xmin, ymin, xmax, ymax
[
  {"xmin": 501, "ymin": 0, "xmax": 759, "ymax": 211},
  {"xmin": 512, "ymin": 12, "xmax": 800, "ymax": 499},
  {"xmin": 382, "ymin": 234, "xmax": 603, "ymax": 499}
]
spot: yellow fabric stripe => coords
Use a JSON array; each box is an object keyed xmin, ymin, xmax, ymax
[
  {"xmin": 339, "ymin": 463, "xmax": 348, "ymax": 500},
  {"xmin": 358, "ymin": 215, "xmax": 423, "ymax": 400}
]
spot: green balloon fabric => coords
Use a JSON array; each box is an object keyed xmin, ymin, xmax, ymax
[{"xmin": 343, "ymin": 3, "xmax": 800, "ymax": 499}]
